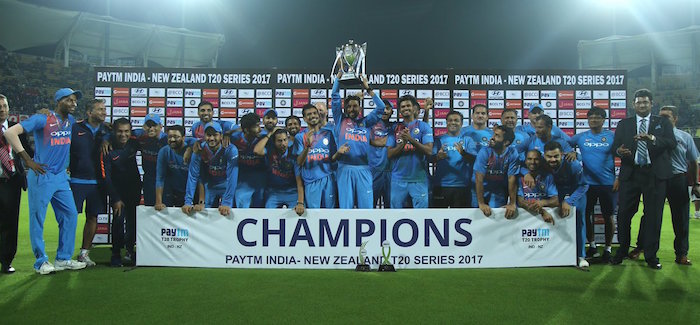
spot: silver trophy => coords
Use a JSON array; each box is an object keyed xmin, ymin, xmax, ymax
[
  {"xmin": 355, "ymin": 241, "xmax": 370, "ymax": 272},
  {"xmin": 332, "ymin": 40, "xmax": 367, "ymax": 85}
]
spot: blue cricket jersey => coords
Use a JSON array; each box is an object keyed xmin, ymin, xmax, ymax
[
  {"xmin": 265, "ymin": 148, "xmax": 298, "ymax": 190},
  {"xmin": 569, "ymin": 130, "xmax": 616, "ymax": 186},
  {"xmin": 155, "ymin": 145, "xmax": 189, "ymax": 194},
  {"xmin": 130, "ymin": 129, "xmax": 167, "ymax": 179},
  {"xmin": 330, "ymin": 79, "xmax": 386, "ymax": 166},
  {"xmin": 516, "ymin": 124, "xmax": 571, "ymax": 141},
  {"xmin": 20, "ymin": 111, "xmax": 75, "ymax": 174},
  {"xmin": 294, "ymin": 128, "xmax": 337, "ymax": 184},
  {"xmin": 460, "ymin": 125, "xmax": 493, "ymax": 152},
  {"xmin": 184, "ymin": 144, "xmax": 238, "ymax": 206},
  {"xmin": 473, "ymin": 146, "xmax": 520, "ymax": 197},
  {"xmin": 368, "ymin": 120, "xmax": 393, "ymax": 171},
  {"xmin": 518, "ymin": 172, "xmax": 558, "ymax": 201},
  {"xmin": 69, "ymin": 120, "xmax": 109, "ymax": 183},
  {"xmin": 230, "ymin": 132, "xmax": 267, "ymax": 173},
  {"xmin": 386, "ymin": 120, "xmax": 434, "ymax": 182},
  {"xmin": 432, "ymin": 134, "xmax": 477, "ymax": 187},
  {"xmin": 551, "ymin": 159, "xmax": 588, "ymax": 206}
]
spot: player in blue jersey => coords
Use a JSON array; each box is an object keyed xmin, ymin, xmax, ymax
[
  {"xmin": 130, "ymin": 113, "xmax": 167, "ymax": 206},
  {"xmin": 4, "ymin": 88, "xmax": 87, "ymax": 274},
  {"xmin": 230, "ymin": 112, "xmax": 267, "ymax": 208},
  {"xmin": 519, "ymin": 114, "xmax": 573, "ymax": 156},
  {"xmin": 516, "ymin": 103, "xmax": 570, "ymax": 141},
  {"xmin": 189, "ymin": 101, "xmax": 236, "ymax": 139},
  {"xmin": 517, "ymin": 150, "xmax": 558, "ymax": 224},
  {"xmin": 500, "ymin": 108, "xmax": 529, "ymax": 162},
  {"xmin": 543, "ymin": 141, "xmax": 589, "ymax": 270},
  {"xmin": 473, "ymin": 125, "xmax": 519, "ymax": 218},
  {"xmin": 295, "ymin": 104, "xmax": 338, "ymax": 210},
  {"xmin": 261, "ymin": 109, "xmax": 278, "ymax": 136},
  {"xmin": 254, "ymin": 128, "xmax": 299, "ymax": 211},
  {"xmin": 431, "ymin": 110, "xmax": 477, "ymax": 208},
  {"xmin": 368, "ymin": 100, "xmax": 394, "ymax": 208},
  {"xmin": 100, "ymin": 118, "xmax": 142, "ymax": 266},
  {"xmin": 566, "ymin": 107, "xmax": 617, "ymax": 261},
  {"xmin": 155, "ymin": 125, "xmax": 190, "ymax": 210},
  {"xmin": 331, "ymin": 73, "xmax": 386, "ymax": 208},
  {"xmin": 285, "ymin": 115, "xmax": 301, "ymax": 148},
  {"xmin": 70, "ymin": 98, "xmax": 109, "ymax": 267},
  {"xmin": 183, "ymin": 122, "xmax": 238, "ymax": 216},
  {"xmin": 461, "ymin": 104, "xmax": 493, "ymax": 152},
  {"xmin": 387, "ymin": 95, "xmax": 433, "ymax": 209}
]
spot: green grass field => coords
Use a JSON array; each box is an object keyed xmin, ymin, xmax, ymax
[{"xmin": 1, "ymin": 196, "xmax": 699, "ymax": 324}]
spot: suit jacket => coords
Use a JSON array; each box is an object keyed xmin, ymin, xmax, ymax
[
  {"xmin": 4, "ymin": 121, "xmax": 30, "ymax": 190},
  {"xmin": 612, "ymin": 114, "xmax": 676, "ymax": 181}
]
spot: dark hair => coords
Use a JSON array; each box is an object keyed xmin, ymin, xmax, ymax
[
  {"xmin": 634, "ymin": 89, "xmax": 653, "ymax": 102},
  {"xmin": 472, "ymin": 103, "xmax": 488, "ymax": 113},
  {"xmin": 272, "ymin": 128, "xmax": 289, "ymax": 141},
  {"xmin": 397, "ymin": 95, "xmax": 418, "ymax": 108},
  {"xmin": 530, "ymin": 106, "xmax": 544, "ymax": 114},
  {"xmin": 85, "ymin": 98, "xmax": 105, "ymax": 113},
  {"xmin": 660, "ymin": 105, "xmax": 678, "ymax": 118},
  {"xmin": 344, "ymin": 95, "xmax": 361, "ymax": 108},
  {"xmin": 587, "ymin": 106, "xmax": 607, "ymax": 119},
  {"xmin": 535, "ymin": 114, "xmax": 553, "ymax": 128},
  {"xmin": 285, "ymin": 115, "xmax": 300, "ymax": 126},
  {"xmin": 112, "ymin": 118, "xmax": 131, "ymax": 130},
  {"xmin": 446, "ymin": 110, "xmax": 464, "ymax": 120},
  {"xmin": 302, "ymin": 103, "xmax": 317, "ymax": 116},
  {"xmin": 501, "ymin": 109, "xmax": 517, "ymax": 117},
  {"xmin": 494, "ymin": 125, "xmax": 514, "ymax": 145},
  {"xmin": 526, "ymin": 149, "xmax": 542, "ymax": 159},
  {"xmin": 382, "ymin": 99, "xmax": 394, "ymax": 109},
  {"xmin": 544, "ymin": 141, "xmax": 563, "ymax": 153},
  {"xmin": 166, "ymin": 125, "xmax": 185, "ymax": 136},
  {"xmin": 198, "ymin": 101, "xmax": 214, "ymax": 110},
  {"xmin": 240, "ymin": 112, "xmax": 260, "ymax": 130}
]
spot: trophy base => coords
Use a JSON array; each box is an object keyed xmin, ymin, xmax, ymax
[
  {"xmin": 378, "ymin": 264, "xmax": 396, "ymax": 272},
  {"xmin": 339, "ymin": 75, "xmax": 362, "ymax": 86},
  {"xmin": 355, "ymin": 264, "xmax": 371, "ymax": 272}
]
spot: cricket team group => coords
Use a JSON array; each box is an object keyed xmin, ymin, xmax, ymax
[{"xmin": 0, "ymin": 72, "xmax": 697, "ymax": 274}]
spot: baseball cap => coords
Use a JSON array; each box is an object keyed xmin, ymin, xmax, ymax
[
  {"xmin": 144, "ymin": 113, "xmax": 162, "ymax": 125},
  {"xmin": 54, "ymin": 88, "xmax": 83, "ymax": 103},
  {"xmin": 264, "ymin": 109, "xmax": 278, "ymax": 118},
  {"xmin": 204, "ymin": 121, "xmax": 223, "ymax": 133},
  {"xmin": 528, "ymin": 103, "xmax": 544, "ymax": 113}
]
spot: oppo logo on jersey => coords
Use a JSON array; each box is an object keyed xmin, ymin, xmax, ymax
[
  {"xmin": 49, "ymin": 130, "xmax": 71, "ymax": 146},
  {"xmin": 522, "ymin": 192, "xmax": 547, "ymax": 199},
  {"xmin": 344, "ymin": 128, "xmax": 368, "ymax": 142},
  {"xmin": 208, "ymin": 165, "xmax": 226, "ymax": 177},
  {"xmin": 583, "ymin": 142, "xmax": 609, "ymax": 148},
  {"xmin": 51, "ymin": 130, "xmax": 71, "ymax": 137}
]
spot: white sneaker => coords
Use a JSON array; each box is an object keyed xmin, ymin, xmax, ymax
[
  {"xmin": 54, "ymin": 259, "xmax": 87, "ymax": 271},
  {"xmin": 578, "ymin": 257, "xmax": 590, "ymax": 271},
  {"xmin": 695, "ymin": 211, "xmax": 700, "ymax": 219},
  {"xmin": 35, "ymin": 261, "xmax": 56, "ymax": 275},
  {"xmin": 78, "ymin": 254, "xmax": 96, "ymax": 267}
]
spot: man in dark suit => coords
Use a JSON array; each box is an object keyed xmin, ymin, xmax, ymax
[
  {"xmin": 0, "ymin": 94, "xmax": 30, "ymax": 274},
  {"xmin": 611, "ymin": 88, "xmax": 676, "ymax": 269}
]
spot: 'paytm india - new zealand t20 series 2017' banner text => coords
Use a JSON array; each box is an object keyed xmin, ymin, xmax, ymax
[
  {"xmin": 137, "ymin": 207, "xmax": 576, "ymax": 269},
  {"xmin": 95, "ymin": 67, "xmax": 626, "ymax": 246}
]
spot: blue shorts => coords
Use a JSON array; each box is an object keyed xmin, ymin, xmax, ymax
[
  {"xmin": 304, "ymin": 175, "xmax": 336, "ymax": 208},
  {"xmin": 70, "ymin": 183, "xmax": 105, "ymax": 216},
  {"xmin": 336, "ymin": 164, "xmax": 373, "ymax": 209},
  {"xmin": 585, "ymin": 185, "xmax": 616, "ymax": 217},
  {"xmin": 390, "ymin": 179, "xmax": 429, "ymax": 209}
]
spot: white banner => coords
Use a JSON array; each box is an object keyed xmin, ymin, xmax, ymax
[{"xmin": 136, "ymin": 207, "xmax": 576, "ymax": 269}]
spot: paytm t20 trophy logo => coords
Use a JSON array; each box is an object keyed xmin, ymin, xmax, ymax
[{"xmin": 332, "ymin": 39, "xmax": 367, "ymax": 85}]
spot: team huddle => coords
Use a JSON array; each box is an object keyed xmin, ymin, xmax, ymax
[{"xmin": 0, "ymin": 74, "xmax": 697, "ymax": 274}]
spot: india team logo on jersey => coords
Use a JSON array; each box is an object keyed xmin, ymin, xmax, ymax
[
  {"xmin": 45, "ymin": 114, "xmax": 71, "ymax": 146},
  {"xmin": 601, "ymin": 137, "xmax": 607, "ymax": 142}
]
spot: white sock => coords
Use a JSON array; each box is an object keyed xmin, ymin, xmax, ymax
[
  {"xmin": 590, "ymin": 242, "xmax": 597, "ymax": 249},
  {"xmin": 605, "ymin": 246, "xmax": 612, "ymax": 252},
  {"xmin": 80, "ymin": 249, "xmax": 89, "ymax": 256}
]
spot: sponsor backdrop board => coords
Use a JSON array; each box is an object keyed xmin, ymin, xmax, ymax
[
  {"xmin": 137, "ymin": 207, "xmax": 576, "ymax": 269},
  {"xmin": 96, "ymin": 68, "xmax": 626, "ymax": 245}
]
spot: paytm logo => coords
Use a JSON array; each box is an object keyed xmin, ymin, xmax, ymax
[
  {"xmin": 522, "ymin": 228, "xmax": 550, "ymax": 238},
  {"xmin": 161, "ymin": 228, "xmax": 189, "ymax": 237}
]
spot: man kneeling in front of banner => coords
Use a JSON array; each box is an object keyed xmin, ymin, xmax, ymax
[
  {"xmin": 182, "ymin": 122, "xmax": 238, "ymax": 216},
  {"xmin": 517, "ymin": 150, "xmax": 558, "ymax": 224}
]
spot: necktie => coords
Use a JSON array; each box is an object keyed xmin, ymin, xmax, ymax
[
  {"xmin": 637, "ymin": 118, "xmax": 649, "ymax": 165},
  {"xmin": 0, "ymin": 125, "xmax": 15, "ymax": 176}
]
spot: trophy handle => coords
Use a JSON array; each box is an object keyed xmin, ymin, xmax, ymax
[{"xmin": 330, "ymin": 52, "xmax": 343, "ymax": 81}]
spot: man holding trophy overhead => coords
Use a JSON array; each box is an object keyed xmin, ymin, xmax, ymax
[{"xmin": 330, "ymin": 40, "xmax": 387, "ymax": 209}]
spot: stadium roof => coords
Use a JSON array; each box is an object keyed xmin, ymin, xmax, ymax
[
  {"xmin": 578, "ymin": 25, "xmax": 700, "ymax": 72},
  {"xmin": 0, "ymin": 0, "xmax": 225, "ymax": 67}
]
